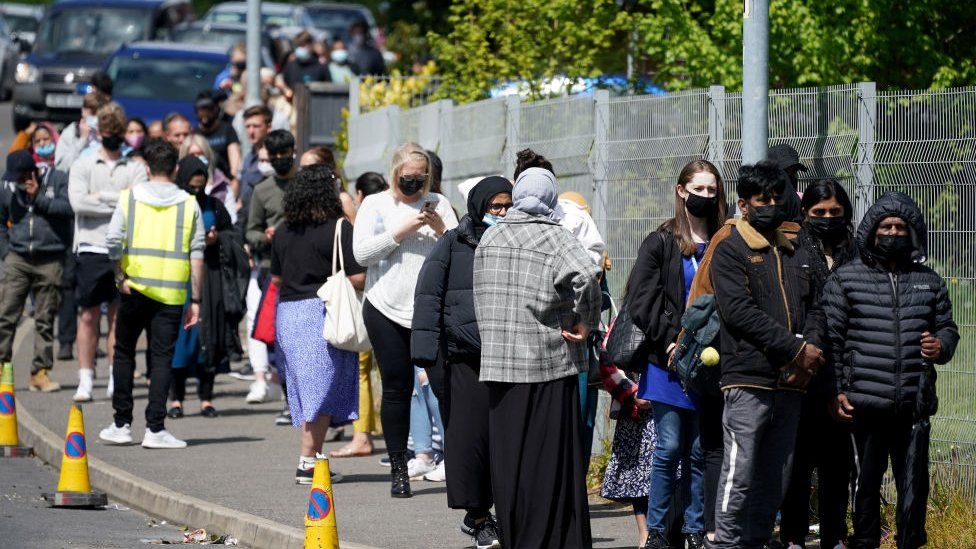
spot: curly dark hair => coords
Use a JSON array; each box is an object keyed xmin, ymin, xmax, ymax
[
  {"xmin": 514, "ymin": 148, "xmax": 555, "ymax": 180},
  {"xmin": 284, "ymin": 165, "xmax": 343, "ymax": 226}
]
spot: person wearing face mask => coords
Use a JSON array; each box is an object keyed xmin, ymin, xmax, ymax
[
  {"xmin": 328, "ymin": 40, "xmax": 355, "ymax": 84},
  {"xmin": 194, "ymin": 91, "xmax": 241, "ymax": 195},
  {"xmin": 822, "ymin": 192, "xmax": 958, "ymax": 549},
  {"xmin": 709, "ymin": 161, "xmax": 826, "ymax": 549},
  {"xmin": 56, "ymin": 91, "xmax": 110, "ymax": 173},
  {"xmin": 124, "ymin": 118, "xmax": 147, "ymax": 160},
  {"xmin": 214, "ymin": 43, "xmax": 247, "ymax": 91},
  {"xmin": 31, "ymin": 124, "xmax": 58, "ymax": 169},
  {"xmin": 354, "ymin": 142, "xmax": 458, "ymax": 498},
  {"xmin": 346, "ymin": 20, "xmax": 386, "ymax": 76},
  {"xmin": 67, "ymin": 102, "xmax": 149, "ymax": 402},
  {"xmin": 624, "ymin": 160, "xmax": 727, "ymax": 549},
  {"xmin": 779, "ymin": 180, "xmax": 858, "ymax": 549},
  {"xmin": 279, "ymin": 31, "xmax": 331, "ymax": 102},
  {"xmin": 243, "ymin": 130, "xmax": 298, "ymax": 419},
  {"xmin": 411, "ymin": 176, "xmax": 510, "ymax": 548},
  {"xmin": 180, "ymin": 134, "xmax": 238, "ymax": 226},
  {"xmin": 0, "ymin": 150, "xmax": 73, "ymax": 392}
]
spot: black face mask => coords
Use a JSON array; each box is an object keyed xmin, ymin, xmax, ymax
[
  {"xmin": 270, "ymin": 156, "xmax": 294, "ymax": 177},
  {"xmin": 875, "ymin": 234, "xmax": 913, "ymax": 260},
  {"xmin": 685, "ymin": 193, "xmax": 719, "ymax": 218},
  {"xmin": 748, "ymin": 204, "xmax": 786, "ymax": 232},
  {"xmin": 398, "ymin": 175, "xmax": 425, "ymax": 197},
  {"xmin": 101, "ymin": 134, "xmax": 124, "ymax": 152},
  {"xmin": 233, "ymin": 61, "xmax": 247, "ymax": 72},
  {"xmin": 807, "ymin": 216, "xmax": 847, "ymax": 240}
]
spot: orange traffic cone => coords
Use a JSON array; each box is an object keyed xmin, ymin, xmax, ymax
[
  {"xmin": 0, "ymin": 362, "xmax": 33, "ymax": 457},
  {"xmin": 304, "ymin": 458, "xmax": 339, "ymax": 548},
  {"xmin": 42, "ymin": 405, "xmax": 107, "ymax": 507}
]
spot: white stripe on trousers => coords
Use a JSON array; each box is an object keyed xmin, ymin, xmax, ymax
[
  {"xmin": 721, "ymin": 431, "xmax": 738, "ymax": 513},
  {"xmin": 850, "ymin": 431, "xmax": 861, "ymax": 507}
]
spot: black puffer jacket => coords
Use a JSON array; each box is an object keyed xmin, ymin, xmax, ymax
[
  {"xmin": 625, "ymin": 229, "xmax": 685, "ymax": 368},
  {"xmin": 411, "ymin": 176, "xmax": 512, "ymax": 368},
  {"xmin": 823, "ymin": 192, "xmax": 959, "ymax": 417}
]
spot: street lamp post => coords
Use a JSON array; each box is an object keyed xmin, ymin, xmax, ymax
[
  {"xmin": 245, "ymin": 0, "xmax": 262, "ymax": 108},
  {"xmin": 741, "ymin": 0, "xmax": 769, "ymax": 165}
]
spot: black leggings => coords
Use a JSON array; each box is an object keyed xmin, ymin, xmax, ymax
[
  {"xmin": 169, "ymin": 367, "xmax": 215, "ymax": 403},
  {"xmin": 362, "ymin": 299, "xmax": 414, "ymax": 454},
  {"xmin": 698, "ymin": 391, "xmax": 725, "ymax": 533}
]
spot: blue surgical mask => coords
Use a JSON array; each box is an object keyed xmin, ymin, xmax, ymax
[
  {"xmin": 195, "ymin": 154, "xmax": 209, "ymax": 166},
  {"xmin": 35, "ymin": 143, "xmax": 55, "ymax": 157},
  {"xmin": 85, "ymin": 115, "xmax": 98, "ymax": 129},
  {"xmin": 482, "ymin": 213, "xmax": 501, "ymax": 226},
  {"xmin": 295, "ymin": 47, "xmax": 311, "ymax": 62},
  {"xmin": 331, "ymin": 50, "xmax": 348, "ymax": 64}
]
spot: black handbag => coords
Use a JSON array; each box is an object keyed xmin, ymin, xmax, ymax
[{"xmin": 605, "ymin": 301, "xmax": 649, "ymax": 373}]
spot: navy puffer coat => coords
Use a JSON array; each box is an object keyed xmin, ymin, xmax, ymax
[{"xmin": 823, "ymin": 192, "xmax": 959, "ymax": 417}]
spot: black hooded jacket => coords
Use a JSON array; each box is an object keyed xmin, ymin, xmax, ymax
[
  {"xmin": 823, "ymin": 192, "xmax": 959, "ymax": 417},
  {"xmin": 411, "ymin": 177, "xmax": 512, "ymax": 367}
]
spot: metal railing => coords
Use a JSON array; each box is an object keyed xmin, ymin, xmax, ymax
[{"xmin": 344, "ymin": 82, "xmax": 976, "ymax": 500}]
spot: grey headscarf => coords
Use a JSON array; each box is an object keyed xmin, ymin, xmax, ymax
[{"xmin": 513, "ymin": 167, "xmax": 560, "ymax": 220}]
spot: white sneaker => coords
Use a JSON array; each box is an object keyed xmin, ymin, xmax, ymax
[
  {"xmin": 407, "ymin": 457, "xmax": 436, "ymax": 479},
  {"xmin": 423, "ymin": 460, "xmax": 446, "ymax": 482},
  {"xmin": 245, "ymin": 380, "xmax": 269, "ymax": 403},
  {"xmin": 73, "ymin": 386, "xmax": 92, "ymax": 402},
  {"xmin": 99, "ymin": 423, "xmax": 132, "ymax": 444},
  {"xmin": 141, "ymin": 429, "xmax": 187, "ymax": 449}
]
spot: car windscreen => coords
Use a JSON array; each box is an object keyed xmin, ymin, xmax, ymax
[
  {"xmin": 172, "ymin": 28, "xmax": 243, "ymax": 50},
  {"xmin": 107, "ymin": 54, "xmax": 226, "ymax": 101},
  {"xmin": 4, "ymin": 13, "xmax": 38, "ymax": 34},
  {"xmin": 34, "ymin": 8, "xmax": 149, "ymax": 55},
  {"xmin": 205, "ymin": 10, "xmax": 296, "ymax": 28},
  {"xmin": 306, "ymin": 7, "xmax": 368, "ymax": 37}
]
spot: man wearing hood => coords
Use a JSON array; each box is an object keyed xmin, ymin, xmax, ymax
[
  {"xmin": 823, "ymin": 192, "xmax": 958, "ymax": 549},
  {"xmin": 100, "ymin": 140, "xmax": 205, "ymax": 450},
  {"xmin": 412, "ymin": 176, "xmax": 511, "ymax": 549},
  {"xmin": 767, "ymin": 143, "xmax": 806, "ymax": 223},
  {"xmin": 473, "ymin": 167, "xmax": 601, "ymax": 548}
]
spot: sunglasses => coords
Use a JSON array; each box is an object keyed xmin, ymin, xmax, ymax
[
  {"xmin": 487, "ymin": 202, "xmax": 514, "ymax": 213},
  {"xmin": 399, "ymin": 174, "xmax": 427, "ymax": 185}
]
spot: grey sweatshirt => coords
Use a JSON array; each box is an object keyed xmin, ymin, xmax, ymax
[
  {"xmin": 105, "ymin": 181, "xmax": 205, "ymax": 262},
  {"xmin": 67, "ymin": 152, "xmax": 148, "ymax": 253}
]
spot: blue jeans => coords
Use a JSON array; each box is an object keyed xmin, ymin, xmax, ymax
[
  {"xmin": 646, "ymin": 401, "xmax": 705, "ymax": 533},
  {"xmin": 409, "ymin": 367, "xmax": 445, "ymax": 454}
]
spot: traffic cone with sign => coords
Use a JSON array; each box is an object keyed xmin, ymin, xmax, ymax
[
  {"xmin": 0, "ymin": 362, "xmax": 33, "ymax": 457},
  {"xmin": 42, "ymin": 405, "xmax": 107, "ymax": 507},
  {"xmin": 304, "ymin": 458, "xmax": 339, "ymax": 548}
]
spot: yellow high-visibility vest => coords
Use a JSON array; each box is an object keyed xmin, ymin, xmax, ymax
[{"xmin": 120, "ymin": 189, "xmax": 195, "ymax": 306}]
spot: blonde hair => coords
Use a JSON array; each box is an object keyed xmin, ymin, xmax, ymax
[
  {"xmin": 180, "ymin": 134, "xmax": 217, "ymax": 181},
  {"xmin": 96, "ymin": 102, "xmax": 126, "ymax": 135},
  {"xmin": 388, "ymin": 142, "xmax": 431, "ymax": 196}
]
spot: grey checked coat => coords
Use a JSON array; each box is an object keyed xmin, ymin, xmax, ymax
[{"xmin": 473, "ymin": 208, "xmax": 602, "ymax": 383}]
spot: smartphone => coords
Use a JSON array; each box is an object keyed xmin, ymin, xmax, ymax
[{"xmin": 422, "ymin": 201, "xmax": 434, "ymax": 212}]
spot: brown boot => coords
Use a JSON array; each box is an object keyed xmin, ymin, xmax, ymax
[{"xmin": 29, "ymin": 369, "xmax": 61, "ymax": 392}]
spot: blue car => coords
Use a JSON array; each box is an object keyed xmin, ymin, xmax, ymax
[{"xmin": 104, "ymin": 41, "xmax": 228, "ymax": 124}]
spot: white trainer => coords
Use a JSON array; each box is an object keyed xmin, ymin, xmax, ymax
[
  {"xmin": 423, "ymin": 460, "xmax": 446, "ymax": 482},
  {"xmin": 407, "ymin": 457, "xmax": 436, "ymax": 479},
  {"xmin": 245, "ymin": 380, "xmax": 269, "ymax": 403},
  {"xmin": 141, "ymin": 429, "xmax": 187, "ymax": 449},
  {"xmin": 99, "ymin": 423, "xmax": 132, "ymax": 444},
  {"xmin": 72, "ymin": 386, "xmax": 92, "ymax": 402}
]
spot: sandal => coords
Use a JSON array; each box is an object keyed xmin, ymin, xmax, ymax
[{"xmin": 329, "ymin": 444, "xmax": 373, "ymax": 458}]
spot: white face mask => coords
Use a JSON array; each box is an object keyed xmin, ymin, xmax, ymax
[
  {"xmin": 331, "ymin": 50, "xmax": 348, "ymax": 64},
  {"xmin": 258, "ymin": 161, "xmax": 275, "ymax": 177}
]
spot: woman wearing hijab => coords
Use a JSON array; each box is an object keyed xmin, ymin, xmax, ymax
[
  {"xmin": 167, "ymin": 155, "xmax": 238, "ymax": 419},
  {"xmin": 31, "ymin": 123, "xmax": 58, "ymax": 168},
  {"xmin": 412, "ymin": 176, "xmax": 512, "ymax": 548},
  {"xmin": 473, "ymin": 168, "xmax": 602, "ymax": 548}
]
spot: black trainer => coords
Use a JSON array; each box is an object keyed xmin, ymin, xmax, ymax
[
  {"xmin": 473, "ymin": 516, "xmax": 501, "ymax": 549},
  {"xmin": 275, "ymin": 407, "xmax": 292, "ymax": 426},
  {"xmin": 295, "ymin": 467, "xmax": 343, "ymax": 485},
  {"xmin": 57, "ymin": 345, "xmax": 73, "ymax": 361}
]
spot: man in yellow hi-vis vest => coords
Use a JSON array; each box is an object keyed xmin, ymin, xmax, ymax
[{"xmin": 99, "ymin": 140, "xmax": 205, "ymax": 449}]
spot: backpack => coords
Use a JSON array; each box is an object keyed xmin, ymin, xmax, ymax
[{"xmin": 671, "ymin": 294, "xmax": 722, "ymax": 397}]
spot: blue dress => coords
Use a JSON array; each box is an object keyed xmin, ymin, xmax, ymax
[{"xmin": 171, "ymin": 206, "xmax": 216, "ymax": 369}]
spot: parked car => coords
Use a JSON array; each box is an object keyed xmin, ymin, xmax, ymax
[
  {"xmin": 202, "ymin": 2, "xmax": 312, "ymax": 29},
  {"xmin": 12, "ymin": 0, "xmax": 194, "ymax": 127},
  {"xmin": 170, "ymin": 21, "xmax": 276, "ymax": 69},
  {"xmin": 304, "ymin": 2, "xmax": 375, "ymax": 44},
  {"xmin": 0, "ymin": 3, "xmax": 44, "ymax": 52},
  {"xmin": 0, "ymin": 16, "xmax": 22, "ymax": 99},
  {"xmin": 104, "ymin": 41, "xmax": 228, "ymax": 124}
]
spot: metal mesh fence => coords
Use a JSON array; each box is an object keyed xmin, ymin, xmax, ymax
[{"xmin": 344, "ymin": 83, "xmax": 976, "ymax": 499}]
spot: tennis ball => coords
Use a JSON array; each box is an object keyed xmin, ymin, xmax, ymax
[{"xmin": 701, "ymin": 347, "xmax": 720, "ymax": 367}]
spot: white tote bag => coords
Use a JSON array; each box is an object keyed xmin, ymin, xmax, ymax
[{"xmin": 317, "ymin": 221, "xmax": 372, "ymax": 352}]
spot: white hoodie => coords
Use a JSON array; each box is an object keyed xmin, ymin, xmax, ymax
[
  {"xmin": 105, "ymin": 181, "xmax": 206, "ymax": 262},
  {"xmin": 557, "ymin": 198, "xmax": 606, "ymax": 267}
]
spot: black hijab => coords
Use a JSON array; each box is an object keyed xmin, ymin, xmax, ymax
[
  {"xmin": 175, "ymin": 155, "xmax": 209, "ymax": 204},
  {"xmin": 466, "ymin": 176, "xmax": 512, "ymax": 237}
]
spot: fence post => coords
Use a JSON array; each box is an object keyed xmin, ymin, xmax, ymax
[
  {"xmin": 706, "ymin": 85, "xmax": 726, "ymax": 173},
  {"xmin": 854, "ymin": 81, "xmax": 876, "ymax": 225},
  {"xmin": 591, "ymin": 90, "xmax": 611, "ymax": 241},
  {"xmin": 386, "ymin": 105, "xmax": 402, "ymax": 166},
  {"xmin": 349, "ymin": 77, "xmax": 361, "ymax": 118},
  {"xmin": 503, "ymin": 95, "xmax": 521, "ymax": 179}
]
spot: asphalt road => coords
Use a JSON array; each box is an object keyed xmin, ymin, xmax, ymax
[{"xmin": 0, "ymin": 456, "xmax": 188, "ymax": 548}]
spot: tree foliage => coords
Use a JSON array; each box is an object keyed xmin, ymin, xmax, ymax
[{"xmin": 428, "ymin": 0, "xmax": 976, "ymax": 103}]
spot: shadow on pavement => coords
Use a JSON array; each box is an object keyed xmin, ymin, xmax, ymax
[{"xmin": 183, "ymin": 436, "xmax": 264, "ymax": 446}]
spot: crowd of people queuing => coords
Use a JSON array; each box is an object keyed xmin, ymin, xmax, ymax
[{"xmin": 0, "ymin": 53, "xmax": 959, "ymax": 548}]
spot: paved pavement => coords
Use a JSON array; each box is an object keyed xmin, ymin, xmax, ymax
[
  {"xmin": 9, "ymin": 323, "xmax": 635, "ymax": 548},
  {"xmin": 0, "ymin": 456, "xmax": 188, "ymax": 548}
]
